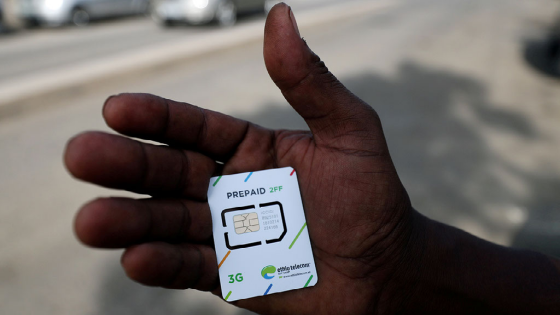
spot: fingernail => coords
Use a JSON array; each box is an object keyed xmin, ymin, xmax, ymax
[
  {"xmin": 102, "ymin": 94, "xmax": 117, "ymax": 115},
  {"xmin": 289, "ymin": 7, "xmax": 300, "ymax": 37}
]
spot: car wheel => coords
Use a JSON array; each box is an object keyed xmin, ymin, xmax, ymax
[
  {"xmin": 549, "ymin": 37, "xmax": 560, "ymax": 75},
  {"xmin": 140, "ymin": 0, "xmax": 152, "ymax": 17},
  {"xmin": 71, "ymin": 8, "xmax": 90, "ymax": 27},
  {"xmin": 162, "ymin": 19, "xmax": 177, "ymax": 27},
  {"xmin": 152, "ymin": 15, "xmax": 176, "ymax": 28},
  {"xmin": 216, "ymin": 0, "xmax": 236, "ymax": 27}
]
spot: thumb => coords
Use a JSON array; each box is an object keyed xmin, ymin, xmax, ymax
[{"xmin": 264, "ymin": 3, "xmax": 386, "ymax": 152}]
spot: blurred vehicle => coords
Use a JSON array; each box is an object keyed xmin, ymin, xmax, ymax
[
  {"xmin": 152, "ymin": 0, "xmax": 277, "ymax": 27},
  {"xmin": 0, "ymin": 0, "xmax": 4, "ymax": 26},
  {"xmin": 18, "ymin": 0, "xmax": 150, "ymax": 26},
  {"xmin": 549, "ymin": 16, "xmax": 560, "ymax": 75},
  {"xmin": 524, "ymin": 11, "xmax": 560, "ymax": 79}
]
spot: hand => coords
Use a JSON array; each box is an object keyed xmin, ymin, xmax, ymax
[{"xmin": 64, "ymin": 4, "xmax": 419, "ymax": 315}]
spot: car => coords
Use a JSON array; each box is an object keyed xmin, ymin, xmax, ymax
[
  {"xmin": 550, "ymin": 17, "xmax": 560, "ymax": 76},
  {"xmin": 18, "ymin": 0, "xmax": 150, "ymax": 27},
  {"xmin": 524, "ymin": 12, "xmax": 560, "ymax": 78},
  {"xmin": 0, "ymin": 0, "xmax": 4, "ymax": 26},
  {"xmin": 151, "ymin": 0, "xmax": 278, "ymax": 27}
]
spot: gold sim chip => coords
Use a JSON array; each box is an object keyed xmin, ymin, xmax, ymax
[{"xmin": 233, "ymin": 212, "xmax": 260, "ymax": 234}]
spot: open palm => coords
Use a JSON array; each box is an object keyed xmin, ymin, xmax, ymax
[{"xmin": 65, "ymin": 4, "xmax": 416, "ymax": 315}]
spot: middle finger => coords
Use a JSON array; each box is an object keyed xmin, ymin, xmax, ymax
[
  {"xmin": 75, "ymin": 197, "xmax": 213, "ymax": 248},
  {"xmin": 65, "ymin": 131, "xmax": 216, "ymax": 199}
]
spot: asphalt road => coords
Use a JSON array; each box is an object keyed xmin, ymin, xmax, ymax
[
  {"xmin": 1, "ymin": 0, "xmax": 560, "ymax": 314},
  {"xmin": 0, "ymin": 0, "xmax": 350, "ymax": 85}
]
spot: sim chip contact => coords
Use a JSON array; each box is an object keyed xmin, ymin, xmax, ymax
[
  {"xmin": 234, "ymin": 212, "xmax": 260, "ymax": 234},
  {"xmin": 221, "ymin": 202, "xmax": 287, "ymax": 250}
]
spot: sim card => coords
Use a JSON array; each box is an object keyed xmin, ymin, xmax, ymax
[{"xmin": 207, "ymin": 167, "xmax": 318, "ymax": 302}]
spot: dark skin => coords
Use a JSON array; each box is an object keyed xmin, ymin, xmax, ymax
[{"xmin": 64, "ymin": 3, "xmax": 560, "ymax": 314}]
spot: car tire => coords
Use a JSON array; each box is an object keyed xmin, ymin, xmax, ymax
[
  {"xmin": 216, "ymin": 0, "xmax": 236, "ymax": 27},
  {"xmin": 140, "ymin": 0, "xmax": 152, "ymax": 17},
  {"xmin": 150, "ymin": 6, "xmax": 173, "ymax": 27},
  {"xmin": 550, "ymin": 37, "xmax": 560, "ymax": 76},
  {"xmin": 71, "ymin": 8, "xmax": 90, "ymax": 27},
  {"xmin": 162, "ymin": 19, "xmax": 176, "ymax": 27},
  {"xmin": 153, "ymin": 15, "xmax": 176, "ymax": 28}
]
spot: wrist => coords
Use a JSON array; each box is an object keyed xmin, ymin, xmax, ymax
[
  {"xmin": 371, "ymin": 209, "xmax": 430, "ymax": 314},
  {"xmin": 386, "ymin": 212, "xmax": 560, "ymax": 314}
]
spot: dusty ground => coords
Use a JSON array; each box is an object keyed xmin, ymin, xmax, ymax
[{"xmin": 1, "ymin": 0, "xmax": 559, "ymax": 314}]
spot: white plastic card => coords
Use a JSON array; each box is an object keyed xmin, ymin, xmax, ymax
[{"xmin": 207, "ymin": 167, "xmax": 318, "ymax": 302}]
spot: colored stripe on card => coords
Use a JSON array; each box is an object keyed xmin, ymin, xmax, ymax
[
  {"xmin": 213, "ymin": 176, "xmax": 222, "ymax": 187},
  {"xmin": 289, "ymin": 222, "xmax": 307, "ymax": 249},
  {"xmin": 264, "ymin": 284, "xmax": 273, "ymax": 296},
  {"xmin": 218, "ymin": 250, "xmax": 231, "ymax": 269},
  {"xmin": 225, "ymin": 291, "xmax": 232, "ymax": 301},
  {"xmin": 304, "ymin": 275, "xmax": 313, "ymax": 288},
  {"xmin": 290, "ymin": 169, "xmax": 296, "ymax": 176},
  {"xmin": 244, "ymin": 172, "xmax": 253, "ymax": 182}
]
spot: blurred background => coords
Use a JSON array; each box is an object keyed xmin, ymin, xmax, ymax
[{"xmin": 1, "ymin": 0, "xmax": 560, "ymax": 314}]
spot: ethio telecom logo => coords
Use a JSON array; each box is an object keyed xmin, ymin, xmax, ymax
[{"xmin": 261, "ymin": 265, "xmax": 276, "ymax": 280}]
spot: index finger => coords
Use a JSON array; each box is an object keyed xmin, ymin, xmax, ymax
[{"xmin": 103, "ymin": 93, "xmax": 256, "ymax": 161}]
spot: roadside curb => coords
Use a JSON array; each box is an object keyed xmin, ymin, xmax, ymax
[{"xmin": 0, "ymin": 0, "xmax": 394, "ymax": 116}]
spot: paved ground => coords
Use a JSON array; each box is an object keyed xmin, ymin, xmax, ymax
[
  {"xmin": 1, "ymin": 0, "xmax": 560, "ymax": 314},
  {"xmin": 0, "ymin": 0, "xmax": 347, "ymax": 84},
  {"xmin": 0, "ymin": 0, "xmax": 387, "ymax": 108}
]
